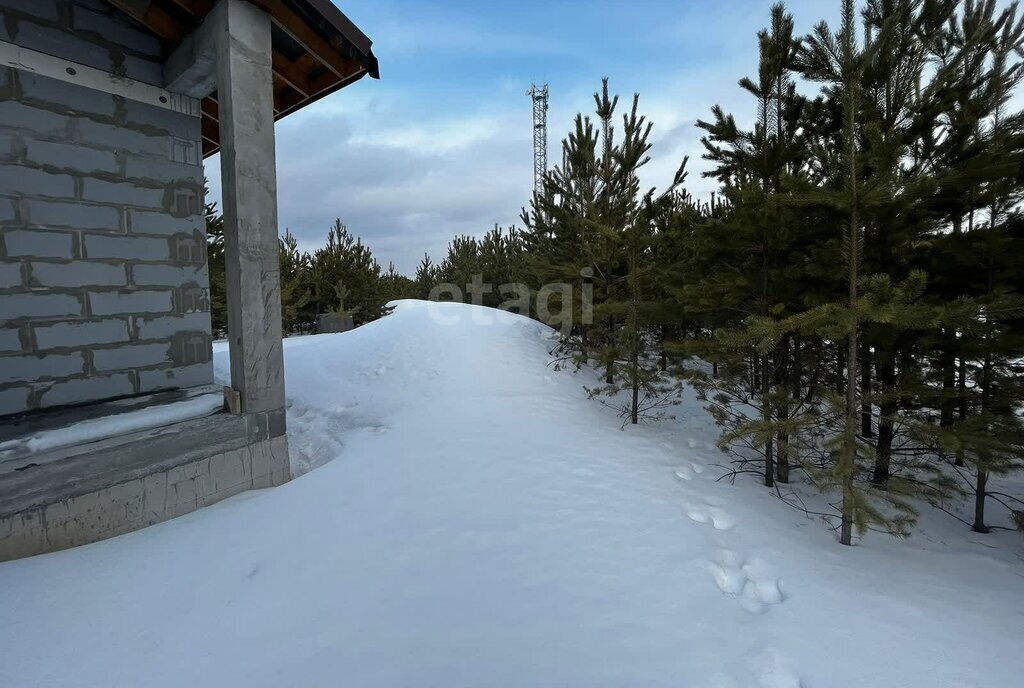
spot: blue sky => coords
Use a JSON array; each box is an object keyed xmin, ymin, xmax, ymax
[{"xmin": 206, "ymin": 0, "xmax": 841, "ymax": 273}]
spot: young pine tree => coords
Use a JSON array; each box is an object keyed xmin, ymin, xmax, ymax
[
  {"xmin": 279, "ymin": 230, "xmax": 312, "ymax": 334},
  {"xmin": 694, "ymin": 2, "xmax": 808, "ymax": 487},
  {"xmin": 309, "ymin": 220, "xmax": 391, "ymax": 326},
  {"xmin": 589, "ymin": 99, "xmax": 685, "ymax": 424},
  {"xmin": 204, "ymin": 195, "xmax": 228, "ymax": 337},
  {"xmin": 800, "ymin": 0, "xmax": 873, "ymax": 544}
]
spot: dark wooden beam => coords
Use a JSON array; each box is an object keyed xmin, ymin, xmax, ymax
[
  {"xmin": 201, "ymin": 117, "xmax": 219, "ymax": 144},
  {"xmin": 116, "ymin": 0, "xmax": 315, "ymax": 98},
  {"xmin": 201, "ymin": 97, "xmax": 219, "ymax": 122},
  {"xmin": 107, "ymin": 0, "xmax": 185, "ymax": 41},
  {"xmin": 109, "ymin": 0, "xmax": 368, "ymax": 158},
  {"xmin": 201, "ymin": 113, "xmax": 220, "ymax": 156},
  {"xmin": 270, "ymin": 55, "xmax": 311, "ymax": 97},
  {"xmin": 166, "ymin": 0, "xmax": 215, "ymax": 15},
  {"xmin": 275, "ymin": 69, "xmax": 363, "ymax": 117},
  {"xmin": 249, "ymin": 0, "xmax": 362, "ymax": 81}
]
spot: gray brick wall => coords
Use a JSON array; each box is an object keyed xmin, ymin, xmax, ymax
[
  {"xmin": 0, "ymin": 7, "xmax": 213, "ymax": 416},
  {"xmin": 1, "ymin": 0, "xmax": 163, "ymax": 86}
]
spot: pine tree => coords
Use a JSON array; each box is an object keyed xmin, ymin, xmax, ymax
[
  {"xmin": 693, "ymin": 2, "xmax": 809, "ymax": 487},
  {"xmin": 309, "ymin": 219, "xmax": 392, "ymax": 326},
  {"xmin": 797, "ymin": 0, "xmax": 875, "ymax": 544},
  {"xmin": 435, "ymin": 235, "xmax": 481, "ymax": 299},
  {"xmin": 914, "ymin": 1, "xmax": 1024, "ymax": 532},
  {"xmin": 414, "ymin": 253, "xmax": 438, "ymax": 299},
  {"xmin": 522, "ymin": 79, "xmax": 686, "ymax": 406},
  {"xmin": 589, "ymin": 98, "xmax": 685, "ymax": 423},
  {"xmin": 204, "ymin": 192, "xmax": 228, "ymax": 337},
  {"xmin": 961, "ymin": 2, "xmax": 1024, "ymax": 532},
  {"xmin": 417, "ymin": 0, "xmax": 1024, "ymax": 542},
  {"xmin": 278, "ymin": 230, "xmax": 312, "ymax": 334},
  {"xmin": 477, "ymin": 226, "xmax": 528, "ymax": 308},
  {"xmin": 523, "ymin": 80, "xmax": 621, "ymax": 362},
  {"xmin": 380, "ymin": 261, "xmax": 417, "ymax": 304}
]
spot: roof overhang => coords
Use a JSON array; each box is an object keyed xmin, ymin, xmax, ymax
[{"xmin": 105, "ymin": 0, "xmax": 378, "ymax": 157}]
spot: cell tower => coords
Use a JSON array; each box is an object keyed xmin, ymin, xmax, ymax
[{"xmin": 527, "ymin": 83, "xmax": 549, "ymax": 195}]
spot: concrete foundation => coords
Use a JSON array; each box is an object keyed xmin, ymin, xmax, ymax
[{"xmin": 0, "ymin": 400, "xmax": 289, "ymax": 561}]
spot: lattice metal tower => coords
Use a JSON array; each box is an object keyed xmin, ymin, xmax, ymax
[{"xmin": 527, "ymin": 83, "xmax": 549, "ymax": 194}]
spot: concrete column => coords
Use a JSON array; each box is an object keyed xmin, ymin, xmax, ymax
[{"xmin": 214, "ymin": 0, "xmax": 287, "ymax": 434}]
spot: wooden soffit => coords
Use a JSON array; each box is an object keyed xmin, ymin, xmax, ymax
[{"xmin": 105, "ymin": 0, "xmax": 379, "ymax": 157}]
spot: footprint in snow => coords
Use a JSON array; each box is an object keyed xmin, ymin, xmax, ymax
[
  {"xmin": 747, "ymin": 649, "xmax": 804, "ymax": 688},
  {"xmin": 683, "ymin": 499, "xmax": 736, "ymax": 531},
  {"xmin": 362, "ymin": 364, "xmax": 388, "ymax": 378},
  {"xmin": 709, "ymin": 649, "xmax": 803, "ymax": 688},
  {"xmin": 672, "ymin": 461, "xmax": 707, "ymax": 481},
  {"xmin": 674, "ymin": 466, "xmax": 695, "ymax": 481},
  {"xmin": 708, "ymin": 549, "xmax": 785, "ymax": 614}
]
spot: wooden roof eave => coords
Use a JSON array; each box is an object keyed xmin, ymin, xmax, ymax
[{"xmin": 103, "ymin": 0, "xmax": 378, "ymax": 157}]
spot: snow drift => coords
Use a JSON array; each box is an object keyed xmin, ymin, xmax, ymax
[{"xmin": 0, "ymin": 300, "xmax": 1020, "ymax": 688}]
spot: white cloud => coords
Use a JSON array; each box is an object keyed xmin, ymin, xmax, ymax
[{"xmin": 204, "ymin": 0, "xmax": 849, "ymax": 274}]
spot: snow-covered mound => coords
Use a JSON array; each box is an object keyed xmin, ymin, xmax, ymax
[{"xmin": 0, "ymin": 300, "xmax": 1020, "ymax": 688}]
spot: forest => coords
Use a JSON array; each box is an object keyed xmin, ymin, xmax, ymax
[{"xmin": 208, "ymin": 0, "xmax": 1024, "ymax": 545}]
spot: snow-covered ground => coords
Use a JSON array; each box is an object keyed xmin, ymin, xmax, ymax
[{"xmin": 1, "ymin": 300, "xmax": 1021, "ymax": 688}]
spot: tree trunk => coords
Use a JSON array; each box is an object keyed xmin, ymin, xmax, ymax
[
  {"xmin": 955, "ymin": 355, "xmax": 967, "ymax": 466},
  {"xmin": 776, "ymin": 433, "xmax": 790, "ymax": 484},
  {"xmin": 873, "ymin": 409, "xmax": 895, "ymax": 487},
  {"xmin": 841, "ymin": 317, "xmax": 859, "ymax": 546},
  {"xmin": 759, "ymin": 163, "xmax": 774, "ymax": 487},
  {"xmin": 940, "ymin": 333, "xmax": 955, "ymax": 429},
  {"xmin": 836, "ymin": 347, "xmax": 846, "ymax": 395},
  {"xmin": 872, "ymin": 348, "xmax": 896, "ymax": 486},
  {"xmin": 973, "ymin": 343, "xmax": 994, "ymax": 532},
  {"xmin": 631, "ymin": 355, "xmax": 639, "ymax": 425},
  {"xmin": 803, "ymin": 340, "xmax": 818, "ymax": 404},
  {"xmin": 840, "ymin": 40, "xmax": 859, "ymax": 547},
  {"xmin": 763, "ymin": 352, "xmax": 774, "ymax": 487},
  {"xmin": 973, "ymin": 469, "xmax": 989, "ymax": 533},
  {"xmin": 861, "ymin": 339, "xmax": 873, "ymax": 437},
  {"xmin": 791, "ymin": 337, "xmax": 802, "ymax": 400},
  {"xmin": 605, "ymin": 313, "xmax": 615, "ymax": 384},
  {"xmin": 659, "ymin": 324, "xmax": 668, "ymax": 372},
  {"xmin": 776, "ymin": 337, "xmax": 790, "ymax": 483},
  {"xmin": 629, "ymin": 248, "xmax": 640, "ymax": 425}
]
